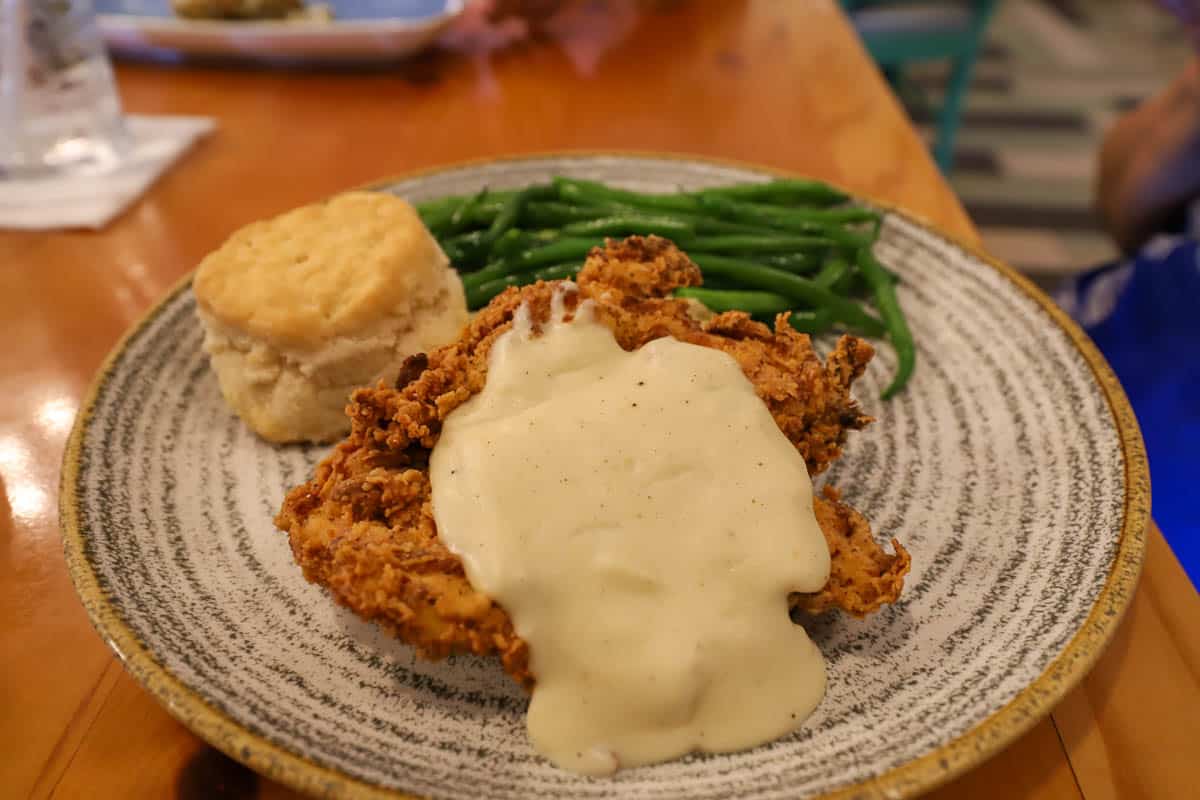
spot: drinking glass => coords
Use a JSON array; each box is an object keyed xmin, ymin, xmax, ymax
[{"xmin": 0, "ymin": 0, "xmax": 131, "ymax": 177}]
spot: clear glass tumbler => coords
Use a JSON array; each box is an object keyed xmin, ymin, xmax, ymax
[{"xmin": 0, "ymin": 0, "xmax": 131, "ymax": 178}]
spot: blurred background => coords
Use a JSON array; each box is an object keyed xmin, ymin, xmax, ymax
[{"xmin": 889, "ymin": 0, "xmax": 1191, "ymax": 285}]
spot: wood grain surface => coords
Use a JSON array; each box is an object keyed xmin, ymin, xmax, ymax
[{"xmin": 1, "ymin": 1, "xmax": 1195, "ymax": 798}]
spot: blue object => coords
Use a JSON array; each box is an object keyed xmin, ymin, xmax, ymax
[
  {"xmin": 1058, "ymin": 237, "xmax": 1200, "ymax": 589},
  {"xmin": 841, "ymin": 1, "xmax": 999, "ymax": 173},
  {"xmin": 96, "ymin": 0, "xmax": 452, "ymax": 19}
]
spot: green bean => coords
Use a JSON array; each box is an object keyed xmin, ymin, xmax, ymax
[
  {"xmin": 538, "ymin": 193, "xmax": 778, "ymax": 237},
  {"xmin": 466, "ymin": 262, "xmax": 582, "ymax": 309},
  {"xmin": 414, "ymin": 195, "xmax": 459, "ymax": 217},
  {"xmin": 561, "ymin": 215, "xmax": 695, "ymax": 239},
  {"xmin": 692, "ymin": 273, "xmax": 743, "ymax": 290},
  {"xmin": 417, "ymin": 192, "xmax": 501, "ymax": 232},
  {"xmin": 697, "ymin": 179, "xmax": 848, "ymax": 207},
  {"xmin": 422, "ymin": 178, "xmax": 913, "ymax": 399},
  {"xmin": 503, "ymin": 237, "xmax": 600, "ymax": 272},
  {"xmin": 813, "ymin": 257, "xmax": 851, "ymax": 290},
  {"xmin": 445, "ymin": 185, "xmax": 560, "ymax": 237},
  {"xmin": 416, "ymin": 188, "xmax": 518, "ymax": 218},
  {"xmin": 857, "ymin": 247, "xmax": 915, "ymax": 398},
  {"xmin": 554, "ymin": 177, "xmax": 699, "ymax": 213},
  {"xmin": 442, "ymin": 230, "xmax": 493, "ymax": 270},
  {"xmin": 598, "ymin": 202, "xmax": 780, "ymax": 236},
  {"xmin": 678, "ymin": 216, "xmax": 775, "ymax": 236},
  {"xmin": 832, "ymin": 267, "xmax": 859, "ymax": 296},
  {"xmin": 787, "ymin": 310, "xmax": 835, "ymax": 335},
  {"xmin": 729, "ymin": 200, "xmax": 880, "ymax": 226},
  {"xmin": 461, "ymin": 197, "xmax": 511, "ymax": 227},
  {"xmin": 674, "ymin": 287, "xmax": 792, "ymax": 315},
  {"xmin": 415, "ymin": 201, "xmax": 457, "ymax": 232},
  {"xmin": 629, "ymin": 206, "xmax": 773, "ymax": 235},
  {"xmin": 494, "ymin": 236, "xmax": 597, "ymax": 273},
  {"xmin": 480, "ymin": 187, "xmax": 533, "ymax": 247},
  {"xmin": 462, "ymin": 237, "xmax": 601, "ymax": 289},
  {"xmin": 689, "ymin": 253, "xmax": 886, "ymax": 336},
  {"xmin": 759, "ymin": 252, "xmax": 824, "ymax": 274},
  {"xmin": 696, "ymin": 195, "xmax": 874, "ymax": 248},
  {"xmin": 492, "ymin": 228, "xmax": 559, "ymax": 258},
  {"xmin": 686, "ymin": 234, "xmax": 835, "ymax": 254},
  {"xmin": 522, "ymin": 201, "xmax": 611, "ymax": 227},
  {"xmin": 532, "ymin": 262, "xmax": 582, "ymax": 280},
  {"xmin": 441, "ymin": 189, "xmax": 490, "ymax": 236},
  {"xmin": 490, "ymin": 228, "xmax": 525, "ymax": 258},
  {"xmin": 426, "ymin": 196, "xmax": 511, "ymax": 232},
  {"xmin": 461, "ymin": 263, "xmax": 507, "ymax": 289}
]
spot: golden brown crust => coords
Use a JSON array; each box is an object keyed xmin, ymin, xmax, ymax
[
  {"xmin": 276, "ymin": 236, "xmax": 909, "ymax": 689},
  {"xmin": 194, "ymin": 192, "xmax": 455, "ymax": 350},
  {"xmin": 792, "ymin": 487, "xmax": 912, "ymax": 617}
]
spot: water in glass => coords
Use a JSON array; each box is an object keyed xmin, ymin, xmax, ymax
[{"xmin": 0, "ymin": 0, "xmax": 131, "ymax": 177}]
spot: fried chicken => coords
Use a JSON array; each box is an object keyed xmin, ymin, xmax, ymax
[
  {"xmin": 799, "ymin": 487, "xmax": 911, "ymax": 616},
  {"xmin": 276, "ymin": 236, "xmax": 910, "ymax": 689}
]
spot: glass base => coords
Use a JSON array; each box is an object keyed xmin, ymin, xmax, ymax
[{"xmin": 2, "ymin": 126, "xmax": 133, "ymax": 179}]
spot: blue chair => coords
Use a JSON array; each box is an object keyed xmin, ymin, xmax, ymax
[{"xmin": 841, "ymin": 0, "xmax": 1000, "ymax": 172}]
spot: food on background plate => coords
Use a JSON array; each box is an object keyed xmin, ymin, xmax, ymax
[
  {"xmin": 276, "ymin": 236, "xmax": 910, "ymax": 774},
  {"xmin": 193, "ymin": 192, "xmax": 468, "ymax": 444},
  {"xmin": 171, "ymin": 0, "xmax": 332, "ymax": 21}
]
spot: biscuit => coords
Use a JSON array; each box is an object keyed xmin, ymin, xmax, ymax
[{"xmin": 194, "ymin": 192, "xmax": 468, "ymax": 443}]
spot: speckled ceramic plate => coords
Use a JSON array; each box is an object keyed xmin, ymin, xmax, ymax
[
  {"xmin": 97, "ymin": 0, "xmax": 462, "ymax": 64},
  {"xmin": 61, "ymin": 154, "xmax": 1148, "ymax": 800}
]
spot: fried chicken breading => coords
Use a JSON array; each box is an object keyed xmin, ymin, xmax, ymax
[
  {"xmin": 276, "ymin": 236, "xmax": 910, "ymax": 689},
  {"xmin": 797, "ymin": 487, "xmax": 912, "ymax": 617}
]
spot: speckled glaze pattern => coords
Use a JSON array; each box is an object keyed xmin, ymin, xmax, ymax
[{"xmin": 61, "ymin": 155, "xmax": 1148, "ymax": 800}]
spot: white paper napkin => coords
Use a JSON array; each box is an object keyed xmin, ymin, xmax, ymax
[{"xmin": 0, "ymin": 114, "xmax": 215, "ymax": 231}]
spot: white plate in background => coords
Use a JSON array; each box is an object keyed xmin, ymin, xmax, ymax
[{"xmin": 97, "ymin": 0, "xmax": 463, "ymax": 64}]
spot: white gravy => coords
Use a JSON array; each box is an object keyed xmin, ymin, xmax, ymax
[{"xmin": 430, "ymin": 290, "xmax": 830, "ymax": 775}]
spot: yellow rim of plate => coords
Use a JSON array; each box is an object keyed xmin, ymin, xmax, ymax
[{"xmin": 59, "ymin": 150, "xmax": 1150, "ymax": 800}]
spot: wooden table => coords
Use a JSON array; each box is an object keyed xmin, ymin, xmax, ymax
[{"xmin": 2, "ymin": 2, "xmax": 1196, "ymax": 798}]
